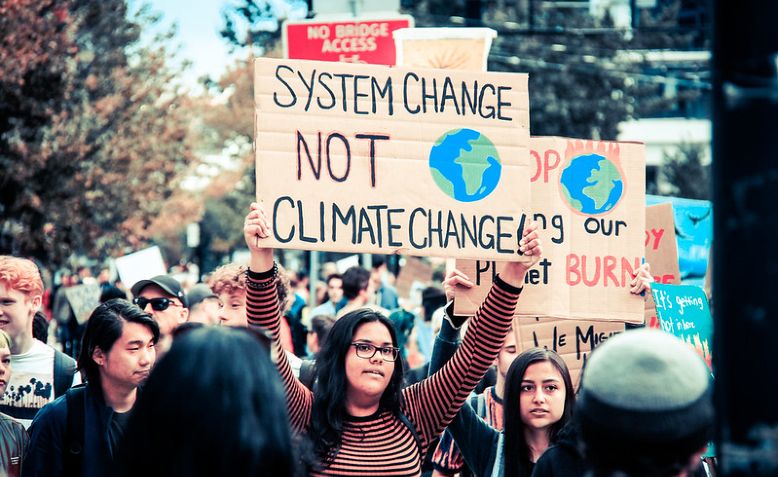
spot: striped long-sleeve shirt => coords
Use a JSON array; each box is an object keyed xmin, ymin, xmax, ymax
[{"xmin": 246, "ymin": 267, "xmax": 521, "ymax": 477}]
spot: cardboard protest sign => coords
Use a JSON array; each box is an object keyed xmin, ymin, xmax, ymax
[
  {"xmin": 646, "ymin": 195, "xmax": 712, "ymax": 281},
  {"xmin": 114, "ymin": 246, "xmax": 167, "ymax": 291},
  {"xmin": 254, "ymin": 58, "xmax": 531, "ymax": 260},
  {"xmin": 515, "ymin": 316, "xmax": 625, "ymax": 389},
  {"xmin": 644, "ymin": 203, "xmax": 682, "ymax": 328},
  {"xmin": 651, "ymin": 283, "xmax": 712, "ymax": 369},
  {"xmin": 454, "ymin": 137, "xmax": 646, "ymax": 323},
  {"xmin": 393, "ymin": 28, "xmax": 497, "ymax": 71},
  {"xmin": 64, "ymin": 283, "xmax": 101, "ymax": 325},
  {"xmin": 395, "ymin": 256, "xmax": 434, "ymax": 298}
]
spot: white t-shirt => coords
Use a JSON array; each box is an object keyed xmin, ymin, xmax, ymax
[{"xmin": 0, "ymin": 340, "xmax": 81, "ymax": 428}]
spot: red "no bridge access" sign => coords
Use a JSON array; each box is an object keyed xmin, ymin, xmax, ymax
[{"xmin": 283, "ymin": 16, "xmax": 413, "ymax": 66}]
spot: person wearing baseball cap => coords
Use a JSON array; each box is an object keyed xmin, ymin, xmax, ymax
[
  {"xmin": 186, "ymin": 283, "xmax": 220, "ymax": 326},
  {"xmin": 576, "ymin": 328, "xmax": 714, "ymax": 477},
  {"xmin": 131, "ymin": 275, "xmax": 189, "ymax": 355}
]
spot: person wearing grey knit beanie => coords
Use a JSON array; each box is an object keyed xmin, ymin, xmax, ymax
[{"xmin": 576, "ymin": 328, "xmax": 714, "ymax": 477}]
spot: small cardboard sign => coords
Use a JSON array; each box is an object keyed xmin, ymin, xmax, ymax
[
  {"xmin": 64, "ymin": 284, "xmax": 101, "ymax": 325},
  {"xmin": 393, "ymin": 28, "xmax": 496, "ymax": 71},
  {"xmin": 651, "ymin": 283, "xmax": 712, "ymax": 369},
  {"xmin": 454, "ymin": 137, "xmax": 646, "ymax": 323},
  {"xmin": 515, "ymin": 316, "xmax": 625, "ymax": 389},
  {"xmin": 395, "ymin": 257, "xmax": 434, "ymax": 298},
  {"xmin": 254, "ymin": 58, "xmax": 531, "ymax": 260},
  {"xmin": 644, "ymin": 203, "xmax": 681, "ymax": 328}
]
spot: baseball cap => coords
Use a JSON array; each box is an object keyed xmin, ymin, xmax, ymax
[
  {"xmin": 187, "ymin": 283, "xmax": 218, "ymax": 309},
  {"xmin": 131, "ymin": 275, "xmax": 189, "ymax": 308}
]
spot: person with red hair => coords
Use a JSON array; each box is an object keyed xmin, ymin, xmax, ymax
[{"xmin": 0, "ymin": 256, "xmax": 79, "ymax": 428}]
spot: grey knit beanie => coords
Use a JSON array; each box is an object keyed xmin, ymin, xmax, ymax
[{"xmin": 577, "ymin": 329, "xmax": 714, "ymax": 471}]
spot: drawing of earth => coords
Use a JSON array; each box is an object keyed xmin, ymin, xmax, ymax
[
  {"xmin": 559, "ymin": 153, "xmax": 624, "ymax": 214},
  {"xmin": 428, "ymin": 128, "xmax": 501, "ymax": 202}
]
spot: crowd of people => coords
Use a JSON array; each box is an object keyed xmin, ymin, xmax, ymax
[{"xmin": 0, "ymin": 203, "xmax": 716, "ymax": 477}]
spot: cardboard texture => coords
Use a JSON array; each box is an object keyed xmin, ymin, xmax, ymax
[
  {"xmin": 64, "ymin": 284, "xmax": 101, "ymax": 325},
  {"xmin": 515, "ymin": 316, "xmax": 625, "ymax": 389},
  {"xmin": 395, "ymin": 257, "xmax": 434, "ymax": 298},
  {"xmin": 651, "ymin": 283, "xmax": 712, "ymax": 369},
  {"xmin": 254, "ymin": 57, "xmax": 530, "ymax": 260},
  {"xmin": 644, "ymin": 202, "xmax": 682, "ymax": 328},
  {"xmin": 393, "ymin": 28, "xmax": 497, "ymax": 71},
  {"xmin": 454, "ymin": 137, "xmax": 646, "ymax": 323}
]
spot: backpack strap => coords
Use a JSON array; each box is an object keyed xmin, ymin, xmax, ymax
[
  {"xmin": 53, "ymin": 349, "xmax": 77, "ymax": 398},
  {"xmin": 397, "ymin": 411, "xmax": 423, "ymax": 456},
  {"xmin": 64, "ymin": 384, "xmax": 86, "ymax": 477}
]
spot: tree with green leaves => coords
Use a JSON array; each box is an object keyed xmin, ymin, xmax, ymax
[{"xmin": 0, "ymin": 0, "xmax": 198, "ymax": 268}]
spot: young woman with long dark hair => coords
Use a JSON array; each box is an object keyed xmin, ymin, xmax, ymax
[
  {"xmin": 432, "ymin": 346, "xmax": 575, "ymax": 477},
  {"xmin": 243, "ymin": 202, "xmax": 543, "ymax": 476}
]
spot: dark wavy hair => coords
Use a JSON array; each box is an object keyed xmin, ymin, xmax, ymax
[
  {"xmin": 309, "ymin": 309, "xmax": 404, "ymax": 463},
  {"xmin": 77, "ymin": 299, "xmax": 159, "ymax": 385},
  {"xmin": 503, "ymin": 348, "xmax": 575, "ymax": 477},
  {"xmin": 117, "ymin": 326, "xmax": 296, "ymax": 477}
]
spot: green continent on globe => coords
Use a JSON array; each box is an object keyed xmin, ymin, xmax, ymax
[
  {"xmin": 455, "ymin": 133, "xmax": 495, "ymax": 196},
  {"xmin": 430, "ymin": 168, "xmax": 455, "ymax": 197},
  {"xmin": 558, "ymin": 153, "xmax": 623, "ymax": 214},
  {"xmin": 583, "ymin": 159, "xmax": 621, "ymax": 209}
]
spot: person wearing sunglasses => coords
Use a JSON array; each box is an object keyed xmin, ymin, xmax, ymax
[
  {"xmin": 131, "ymin": 275, "xmax": 189, "ymax": 356},
  {"xmin": 243, "ymin": 202, "xmax": 543, "ymax": 477}
]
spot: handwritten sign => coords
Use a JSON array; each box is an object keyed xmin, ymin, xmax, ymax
[
  {"xmin": 644, "ymin": 203, "xmax": 682, "ymax": 327},
  {"xmin": 254, "ymin": 58, "xmax": 531, "ymax": 260},
  {"xmin": 646, "ymin": 195, "xmax": 712, "ymax": 281},
  {"xmin": 64, "ymin": 284, "xmax": 101, "ymax": 325},
  {"xmin": 515, "ymin": 316, "xmax": 625, "ymax": 388},
  {"xmin": 454, "ymin": 137, "xmax": 646, "ymax": 323},
  {"xmin": 651, "ymin": 283, "xmax": 712, "ymax": 369}
]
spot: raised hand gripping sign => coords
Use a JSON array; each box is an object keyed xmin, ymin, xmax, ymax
[
  {"xmin": 254, "ymin": 58, "xmax": 531, "ymax": 260},
  {"xmin": 454, "ymin": 137, "xmax": 646, "ymax": 323}
]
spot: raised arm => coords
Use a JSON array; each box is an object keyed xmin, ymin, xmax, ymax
[
  {"xmin": 401, "ymin": 222, "xmax": 542, "ymax": 451},
  {"xmin": 244, "ymin": 202, "xmax": 312, "ymax": 433}
]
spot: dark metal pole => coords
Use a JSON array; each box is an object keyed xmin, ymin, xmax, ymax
[{"xmin": 713, "ymin": 0, "xmax": 778, "ymax": 475}]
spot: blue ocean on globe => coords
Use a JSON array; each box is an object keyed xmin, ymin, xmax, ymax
[
  {"xmin": 428, "ymin": 128, "xmax": 502, "ymax": 202},
  {"xmin": 559, "ymin": 153, "xmax": 624, "ymax": 214}
]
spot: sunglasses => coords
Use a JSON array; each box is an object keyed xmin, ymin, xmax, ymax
[{"xmin": 133, "ymin": 297, "xmax": 181, "ymax": 311}]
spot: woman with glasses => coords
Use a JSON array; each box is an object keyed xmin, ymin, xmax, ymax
[{"xmin": 243, "ymin": 202, "xmax": 543, "ymax": 476}]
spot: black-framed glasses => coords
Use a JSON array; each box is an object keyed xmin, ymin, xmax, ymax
[
  {"xmin": 350, "ymin": 342, "xmax": 400, "ymax": 362},
  {"xmin": 133, "ymin": 297, "xmax": 181, "ymax": 312}
]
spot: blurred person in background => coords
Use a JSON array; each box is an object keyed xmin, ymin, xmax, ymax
[
  {"xmin": 0, "ymin": 329, "xmax": 29, "ymax": 477},
  {"xmin": 186, "ymin": 283, "xmax": 220, "ymax": 326},
  {"xmin": 310, "ymin": 273, "xmax": 344, "ymax": 318}
]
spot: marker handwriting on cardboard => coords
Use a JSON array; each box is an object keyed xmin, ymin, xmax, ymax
[{"xmin": 273, "ymin": 64, "xmax": 515, "ymax": 121}]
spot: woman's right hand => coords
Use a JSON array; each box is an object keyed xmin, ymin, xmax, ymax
[{"xmin": 244, "ymin": 202, "xmax": 274, "ymax": 272}]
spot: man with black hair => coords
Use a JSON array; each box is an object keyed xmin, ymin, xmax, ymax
[
  {"xmin": 337, "ymin": 265, "xmax": 383, "ymax": 318},
  {"xmin": 25, "ymin": 300, "xmax": 160, "ymax": 476}
]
